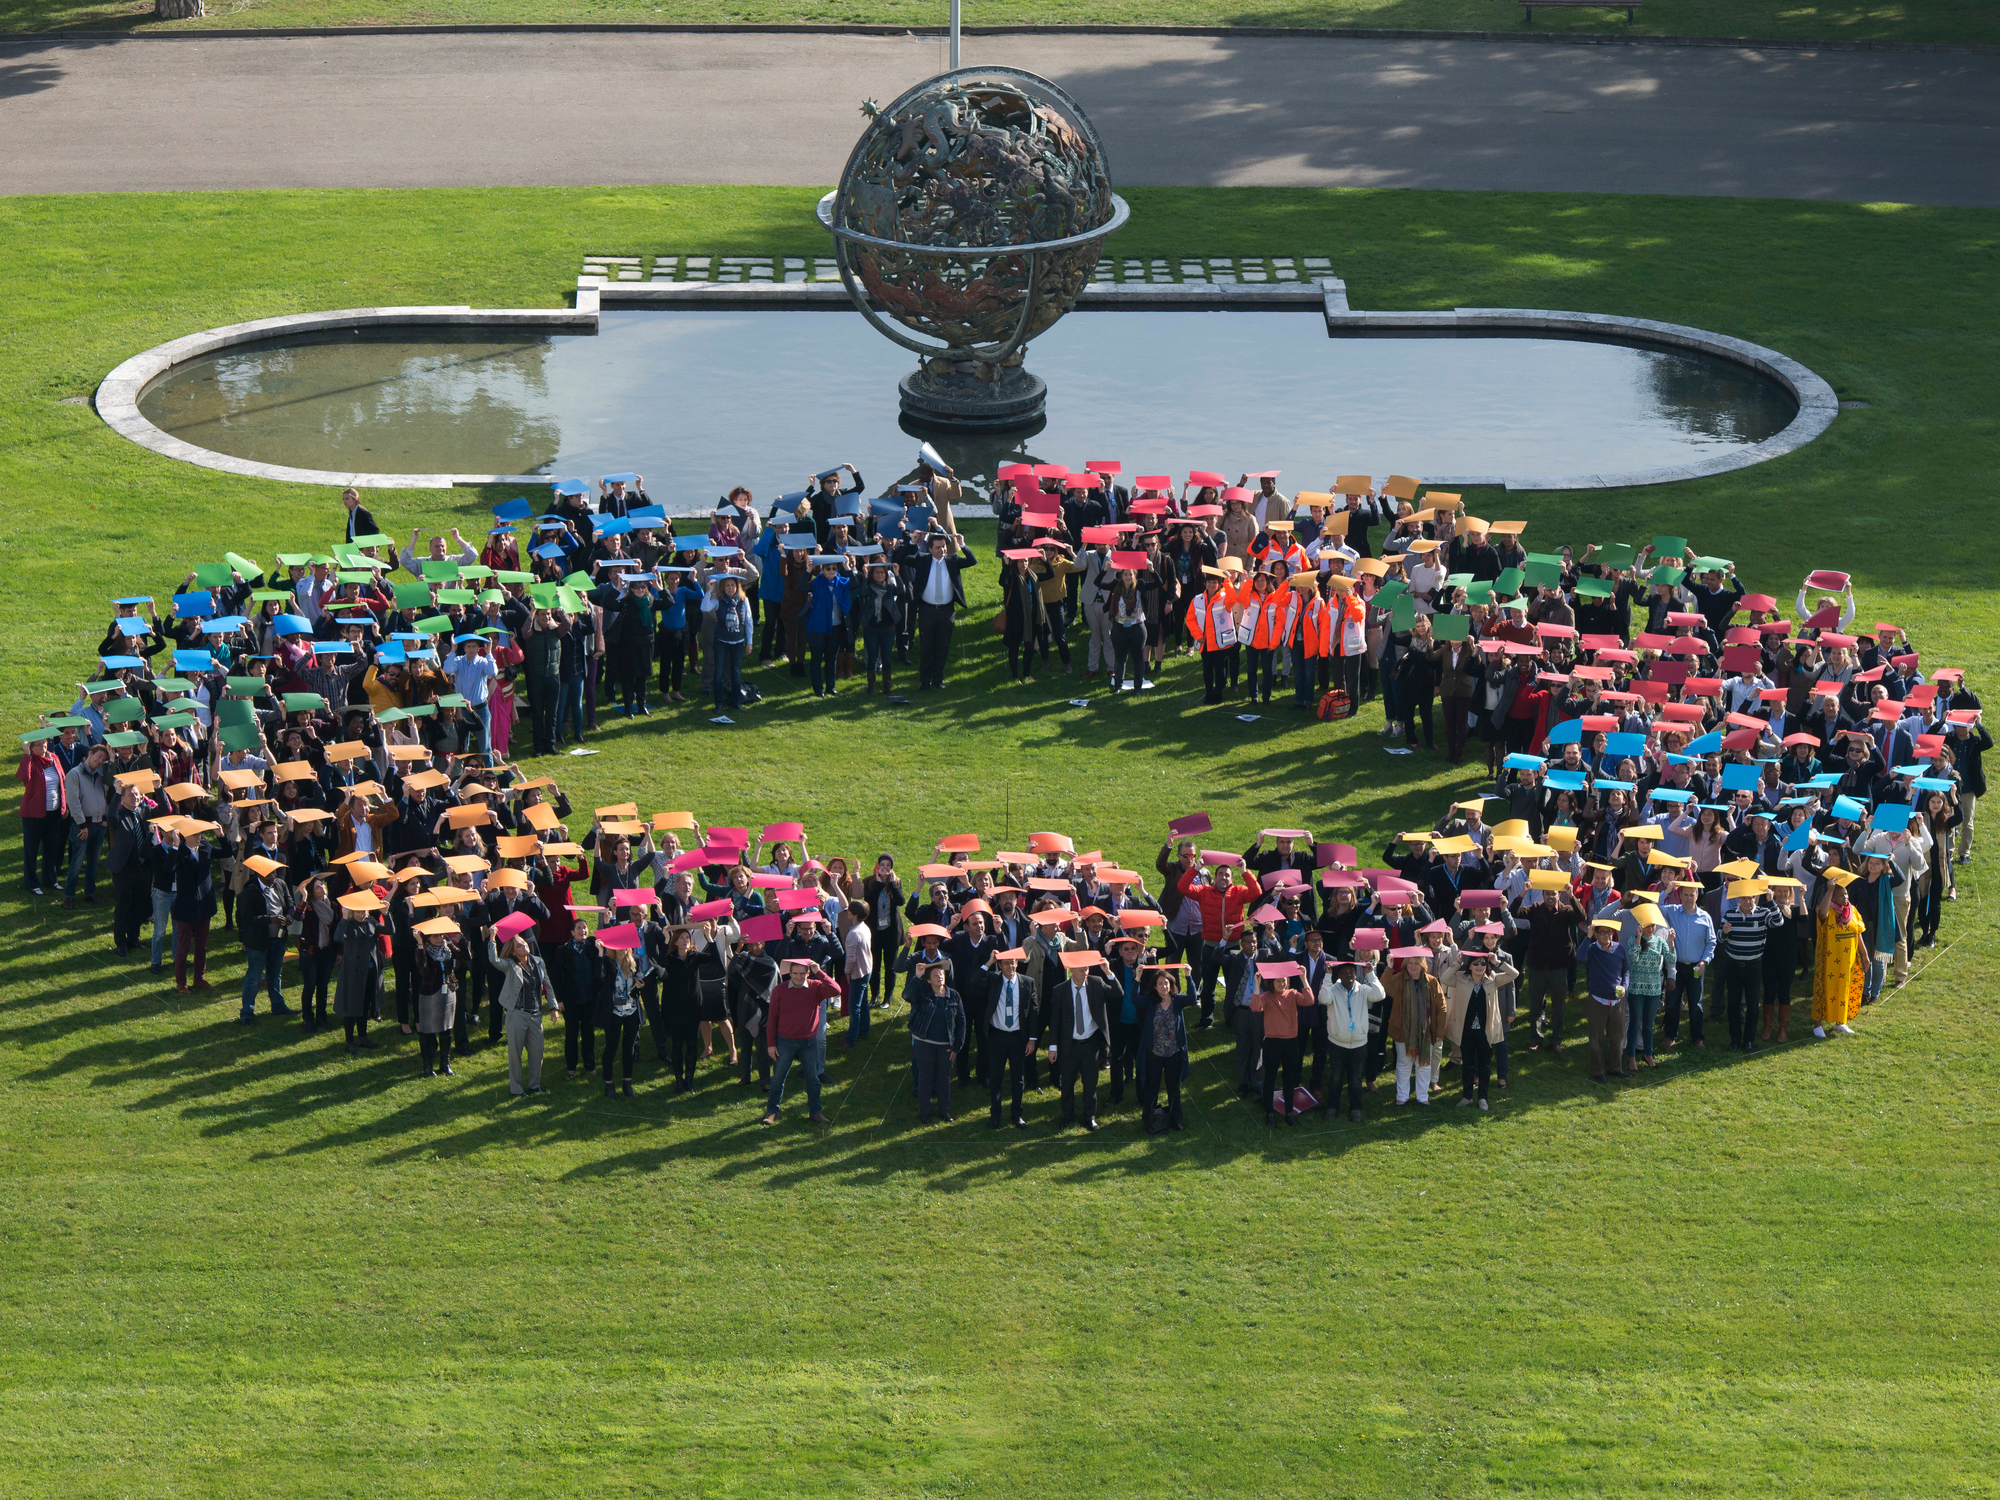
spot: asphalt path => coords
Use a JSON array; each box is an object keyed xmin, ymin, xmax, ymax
[{"xmin": 3, "ymin": 30, "xmax": 1995, "ymax": 202}]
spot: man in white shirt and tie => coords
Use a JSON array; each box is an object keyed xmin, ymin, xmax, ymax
[
  {"xmin": 983, "ymin": 949, "xmax": 1039, "ymax": 1129},
  {"xmin": 1045, "ymin": 955, "xmax": 1113, "ymax": 1132},
  {"xmin": 907, "ymin": 530, "xmax": 976, "ymax": 691}
]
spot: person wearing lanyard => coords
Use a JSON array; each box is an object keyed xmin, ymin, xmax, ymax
[
  {"xmin": 1105, "ymin": 934, "xmax": 1147, "ymax": 1109},
  {"xmin": 982, "ymin": 949, "xmax": 1039, "ymax": 1129},
  {"xmin": 1320, "ymin": 957, "xmax": 1382, "ymax": 1122}
]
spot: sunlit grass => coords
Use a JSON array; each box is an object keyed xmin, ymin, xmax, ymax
[{"xmin": 0, "ymin": 184, "xmax": 1995, "ymax": 1497}]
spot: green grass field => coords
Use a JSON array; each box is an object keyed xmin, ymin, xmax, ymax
[
  {"xmin": 2, "ymin": 185, "xmax": 1997, "ymax": 1496},
  {"xmin": 6, "ymin": 0, "xmax": 1994, "ymax": 47}
]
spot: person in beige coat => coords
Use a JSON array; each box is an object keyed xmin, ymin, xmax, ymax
[{"xmin": 1442, "ymin": 951, "xmax": 1520, "ymax": 1111}]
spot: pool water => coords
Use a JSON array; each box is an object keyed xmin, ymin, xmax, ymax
[{"xmin": 137, "ymin": 308, "xmax": 1798, "ymax": 495}]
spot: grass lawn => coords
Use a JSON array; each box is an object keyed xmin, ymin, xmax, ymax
[
  {"xmin": 7, "ymin": 0, "xmax": 1997, "ymax": 48},
  {"xmin": 2, "ymin": 184, "xmax": 1997, "ymax": 1496}
]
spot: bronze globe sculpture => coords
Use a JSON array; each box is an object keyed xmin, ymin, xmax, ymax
[{"xmin": 816, "ymin": 66, "xmax": 1130, "ymax": 430}]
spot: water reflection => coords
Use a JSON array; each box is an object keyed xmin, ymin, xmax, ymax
[
  {"xmin": 137, "ymin": 310, "xmax": 1797, "ymax": 493},
  {"xmin": 145, "ymin": 332, "xmax": 563, "ymax": 473}
]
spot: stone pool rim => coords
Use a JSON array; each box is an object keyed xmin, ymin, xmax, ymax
[{"xmin": 95, "ymin": 277, "xmax": 1838, "ymax": 496}]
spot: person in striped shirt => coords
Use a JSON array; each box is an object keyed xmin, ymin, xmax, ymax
[{"xmin": 1717, "ymin": 891, "xmax": 1782, "ymax": 1052}]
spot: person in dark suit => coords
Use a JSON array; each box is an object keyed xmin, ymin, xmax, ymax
[
  {"xmin": 106, "ymin": 781, "xmax": 152, "ymax": 957},
  {"xmin": 1295, "ymin": 926, "xmax": 1345, "ymax": 1091},
  {"xmin": 899, "ymin": 530, "xmax": 978, "ymax": 690},
  {"xmin": 982, "ymin": 948, "xmax": 1039, "ymax": 1128},
  {"xmin": 946, "ymin": 910, "xmax": 996, "ymax": 1085},
  {"xmin": 1044, "ymin": 955, "xmax": 1116, "ymax": 1131},
  {"xmin": 1218, "ymin": 927, "xmax": 1263, "ymax": 1097},
  {"xmin": 341, "ymin": 487, "xmax": 378, "ymax": 544}
]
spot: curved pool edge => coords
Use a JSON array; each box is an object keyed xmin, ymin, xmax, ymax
[
  {"xmin": 93, "ymin": 285, "xmax": 1837, "ymax": 494},
  {"xmin": 94, "ymin": 304, "xmax": 601, "ymax": 491},
  {"xmin": 1324, "ymin": 304, "xmax": 1839, "ymax": 491}
]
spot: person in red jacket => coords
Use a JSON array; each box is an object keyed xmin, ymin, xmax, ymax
[
  {"xmin": 1178, "ymin": 859, "xmax": 1260, "ymax": 1023},
  {"xmin": 16, "ymin": 740, "xmax": 69, "ymax": 896},
  {"xmin": 761, "ymin": 957, "xmax": 841, "ymax": 1126}
]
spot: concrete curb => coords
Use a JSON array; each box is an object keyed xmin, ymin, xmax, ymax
[
  {"xmin": 4, "ymin": 21, "xmax": 1992, "ymax": 54},
  {"xmin": 93, "ymin": 280, "xmax": 1837, "ymax": 494},
  {"xmin": 1318, "ymin": 291, "xmax": 1839, "ymax": 490}
]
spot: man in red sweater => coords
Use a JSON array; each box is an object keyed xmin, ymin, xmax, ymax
[
  {"xmin": 762, "ymin": 957, "xmax": 841, "ymax": 1126},
  {"xmin": 1177, "ymin": 858, "xmax": 1260, "ymax": 1024}
]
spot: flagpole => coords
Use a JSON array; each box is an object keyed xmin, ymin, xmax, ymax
[{"xmin": 950, "ymin": 0, "xmax": 960, "ymax": 68}]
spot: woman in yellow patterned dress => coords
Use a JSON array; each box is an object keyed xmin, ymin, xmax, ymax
[{"xmin": 1812, "ymin": 872, "xmax": 1868, "ymax": 1038}]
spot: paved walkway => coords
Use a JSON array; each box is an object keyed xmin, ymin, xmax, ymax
[{"xmin": 3, "ymin": 31, "xmax": 1996, "ymax": 202}]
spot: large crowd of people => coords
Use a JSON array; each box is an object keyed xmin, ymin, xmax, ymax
[{"xmin": 13, "ymin": 455, "xmax": 1985, "ymax": 1130}]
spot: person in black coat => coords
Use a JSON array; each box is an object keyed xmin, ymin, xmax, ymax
[
  {"xmin": 1043, "ymin": 960, "xmax": 1118, "ymax": 1130},
  {"xmin": 1136, "ymin": 967, "xmax": 1194, "ymax": 1133},
  {"xmin": 980, "ymin": 950, "xmax": 1040, "ymax": 1129},
  {"xmin": 654, "ymin": 927, "xmax": 704, "ymax": 1091},
  {"xmin": 558, "ymin": 930, "xmax": 598, "ymax": 1077},
  {"xmin": 905, "ymin": 881, "xmax": 956, "ymax": 931},
  {"xmin": 1396, "ymin": 619, "xmax": 1439, "ymax": 751},
  {"xmin": 860, "ymin": 858, "xmax": 905, "ymax": 1005},
  {"xmin": 847, "ymin": 561, "xmax": 910, "ymax": 696},
  {"xmin": 341, "ymin": 488, "xmax": 379, "ymax": 544},
  {"xmin": 169, "ymin": 831, "xmax": 217, "ymax": 991},
  {"xmin": 727, "ymin": 940, "xmax": 777, "ymax": 1091},
  {"xmin": 908, "ymin": 960, "xmax": 969, "ymax": 1124}
]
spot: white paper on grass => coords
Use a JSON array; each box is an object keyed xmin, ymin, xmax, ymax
[
  {"xmin": 566, "ymin": 746, "xmax": 600, "ymax": 756},
  {"xmin": 1236, "ymin": 714, "xmax": 1261, "ymax": 723},
  {"xmin": 1384, "ymin": 746, "xmax": 1414, "ymax": 756},
  {"xmin": 1068, "ymin": 699, "xmax": 1092, "ymax": 708},
  {"xmin": 710, "ymin": 716, "xmax": 735, "ymax": 725}
]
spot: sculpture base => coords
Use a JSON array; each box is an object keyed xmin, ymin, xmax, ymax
[{"xmin": 898, "ymin": 364, "xmax": 1047, "ymax": 430}]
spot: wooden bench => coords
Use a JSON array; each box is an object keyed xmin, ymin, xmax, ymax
[{"xmin": 1520, "ymin": 0, "xmax": 1641, "ymax": 21}]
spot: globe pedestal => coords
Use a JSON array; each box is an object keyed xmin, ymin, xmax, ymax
[{"xmin": 898, "ymin": 358, "xmax": 1047, "ymax": 430}]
